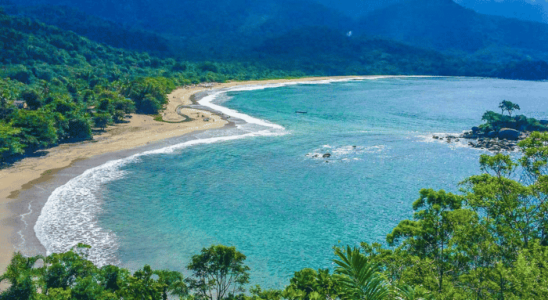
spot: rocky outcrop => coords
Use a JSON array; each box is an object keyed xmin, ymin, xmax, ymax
[
  {"xmin": 436, "ymin": 134, "xmax": 521, "ymax": 152},
  {"xmin": 498, "ymin": 128, "xmax": 520, "ymax": 140},
  {"xmin": 467, "ymin": 138, "xmax": 517, "ymax": 152},
  {"xmin": 437, "ymin": 128, "xmax": 531, "ymax": 152}
]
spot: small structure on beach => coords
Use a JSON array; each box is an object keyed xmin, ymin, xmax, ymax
[
  {"xmin": 13, "ymin": 100, "xmax": 27, "ymax": 109},
  {"xmin": 86, "ymin": 106, "xmax": 97, "ymax": 114}
]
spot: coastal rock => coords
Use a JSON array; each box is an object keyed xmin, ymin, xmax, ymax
[
  {"xmin": 451, "ymin": 124, "xmax": 531, "ymax": 152},
  {"xmin": 464, "ymin": 134, "xmax": 478, "ymax": 139},
  {"xmin": 323, "ymin": 153, "xmax": 331, "ymax": 158},
  {"xmin": 498, "ymin": 128, "xmax": 520, "ymax": 140}
]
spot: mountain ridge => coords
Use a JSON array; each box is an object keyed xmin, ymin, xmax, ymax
[{"xmin": 358, "ymin": 0, "xmax": 548, "ymax": 63}]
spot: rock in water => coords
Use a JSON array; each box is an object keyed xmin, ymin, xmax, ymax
[
  {"xmin": 323, "ymin": 153, "xmax": 331, "ymax": 158},
  {"xmin": 498, "ymin": 128, "xmax": 521, "ymax": 140}
]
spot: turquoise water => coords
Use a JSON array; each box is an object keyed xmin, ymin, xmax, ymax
[{"xmin": 97, "ymin": 78, "xmax": 548, "ymax": 287}]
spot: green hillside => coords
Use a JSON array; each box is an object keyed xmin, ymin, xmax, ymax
[
  {"xmin": 9, "ymin": 5, "xmax": 175, "ymax": 56},
  {"xmin": 10, "ymin": 0, "xmax": 351, "ymax": 60},
  {"xmin": 0, "ymin": 8, "xmax": 301, "ymax": 164}
]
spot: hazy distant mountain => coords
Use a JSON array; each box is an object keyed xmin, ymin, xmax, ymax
[
  {"xmin": 454, "ymin": 0, "xmax": 548, "ymax": 24},
  {"xmin": 314, "ymin": 0, "xmax": 403, "ymax": 19},
  {"xmin": 314, "ymin": 0, "xmax": 548, "ymax": 24},
  {"xmin": 358, "ymin": 0, "xmax": 548, "ymax": 63}
]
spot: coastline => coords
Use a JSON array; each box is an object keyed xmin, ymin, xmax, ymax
[{"xmin": 0, "ymin": 76, "xmax": 369, "ymax": 275}]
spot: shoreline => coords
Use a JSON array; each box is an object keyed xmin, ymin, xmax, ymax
[{"xmin": 0, "ymin": 75, "xmax": 372, "ymax": 275}]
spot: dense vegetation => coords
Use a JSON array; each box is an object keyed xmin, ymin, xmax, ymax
[
  {"xmin": 2, "ymin": 133, "xmax": 548, "ymax": 299},
  {"xmin": 6, "ymin": 0, "xmax": 349, "ymax": 61},
  {"xmin": 0, "ymin": 8, "xmax": 303, "ymax": 164},
  {"xmin": 10, "ymin": 0, "xmax": 548, "ymax": 69},
  {"xmin": 7, "ymin": 4, "xmax": 175, "ymax": 56},
  {"xmin": 3, "ymin": 0, "xmax": 496, "ymax": 78},
  {"xmin": 476, "ymin": 101, "xmax": 548, "ymax": 136}
]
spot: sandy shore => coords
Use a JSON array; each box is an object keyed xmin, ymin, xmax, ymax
[{"xmin": 0, "ymin": 76, "xmax": 366, "ymax": 276}]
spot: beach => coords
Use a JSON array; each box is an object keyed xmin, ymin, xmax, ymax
[{"xmin": 0, "ymin": 76, "xmax": 364, "ymax": 276}]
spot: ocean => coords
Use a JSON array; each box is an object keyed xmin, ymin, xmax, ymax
[{"xmin": 34, "ymin": 77, "xmax": 548, "ymax": 288}]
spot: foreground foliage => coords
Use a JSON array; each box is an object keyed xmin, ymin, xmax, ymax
[{"xmin": 2, "ymin": 134, "xmax": 548, "ymax": 299}]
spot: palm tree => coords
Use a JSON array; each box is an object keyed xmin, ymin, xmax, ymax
[
  {"xmin": 394, "ymin": 285, "xmax": 434, "ymax": 300},
  {"xmin": 333, "ymin": 246, "xmax": 389, "ymax": 300}
]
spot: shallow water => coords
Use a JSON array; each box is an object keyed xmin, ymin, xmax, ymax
[{"xmin": 42, "ymin": 77, "xmax": 548, "ymax": 288}]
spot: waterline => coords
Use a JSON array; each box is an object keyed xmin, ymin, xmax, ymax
[{"xmin": 33, "ymin": 77, "xmax": 388, "ymax": 265}]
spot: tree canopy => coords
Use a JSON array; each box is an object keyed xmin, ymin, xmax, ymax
[{"xmin": 498, "ymin": 100, "xmax": 520, "ymax": 117}]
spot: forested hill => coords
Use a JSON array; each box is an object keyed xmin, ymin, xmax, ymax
[
  {"xmin": 2, "ymin": 0, "xmax": 548, "ymax": 80},
  {"xmin": 0, "ymin": 2, "xmax": 506, "ymax": 78},
  {"xmin": 6, "ymin": 5, "xmax": 175, "ymax": 56},
  {"xmin": 8, "ymin": 0, "xmax": 548, "ymax": 76},
  {"xmin": 358, "ymin": 0, "xmax": 548, "ymax": 63},
  {"xmin": 250, "ymin": 27, "xmax": 489, "ymax": 76},
  {"xmin": 0, "ymin": 8, "xmax": 303, "ymax": 164},
  {"xmin": 10, "ymin": 0, "xmax": 351, "ymax": 60}
]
